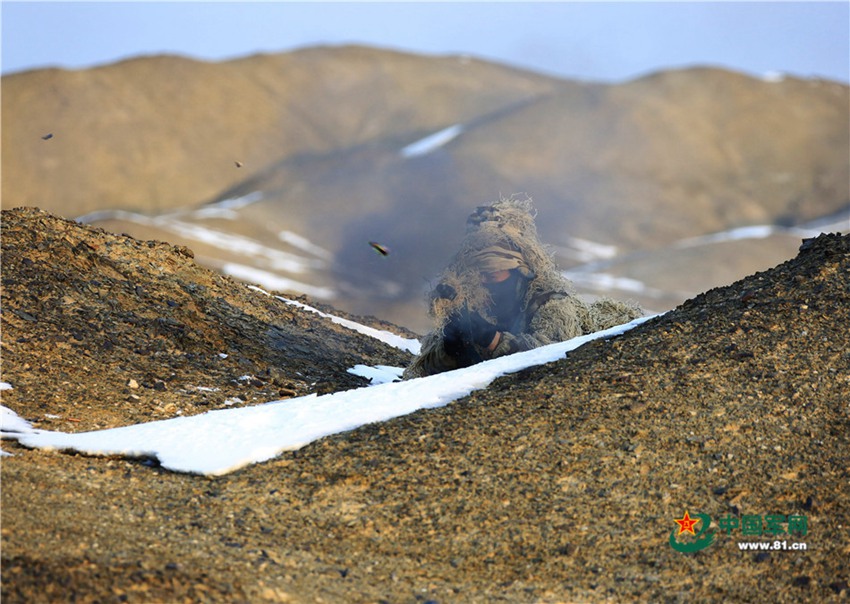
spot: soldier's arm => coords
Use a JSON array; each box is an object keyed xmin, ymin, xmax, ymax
[{"xmin": 480, "ymin": 295, "xmax": 588, "ymax": 360}]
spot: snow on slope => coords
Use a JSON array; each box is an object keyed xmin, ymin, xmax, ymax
[
  {"xmin": 401, "ymin": 124, "xmax": 464, "ymax": 158},
  {"xmin": 226, "ymin": 265, "xmax": 336, "ymax": 300},
  {"xmin": 559, "ymin": 218, "xmax": 848, "ymax": 300},
  {"xmin": 77, "ymin": 208, "xmax": 338, "ymax": 301},
  {"xmin": 563, "ymin": 271, "xmax": 667, "ymax": 298},
  {"xmin": 673, "ymin": 223, "xmax": 830, "ymax": 249},
  {"xmin": 77, "ymin": 209, "xmax": 327, "ymax": 273},
  {"xmin": 264, "ymin": 288, "xmax": 422, "ymax": 355},
  {"xmin": 1, "ymin": 314, "xmax": 656, "ymax": 476},
  {"xmin": 190, "ymin": 191, "xmax": 265, "ymax": 219}
]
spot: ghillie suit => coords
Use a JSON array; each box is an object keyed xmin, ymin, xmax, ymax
[{"xmin": 403, "ymin": 197, "xmax": 642, "ymax": 379}]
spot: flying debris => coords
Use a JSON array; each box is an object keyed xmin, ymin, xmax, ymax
[
  {"xmin": 234, "ymin": 161, "xmax": 243, "ymax": 168},
  {"xmin": 41, "ymin": 133, "xmax": 54, "ymax": 140},
  {"xmin": 369, "ymin": 241, "xmax": 390, "ymax": 256}
]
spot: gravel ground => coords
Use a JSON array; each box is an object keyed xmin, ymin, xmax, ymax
[{"xmin": 2, "ymin": 207, "xmax": 848, "ymax": 603}]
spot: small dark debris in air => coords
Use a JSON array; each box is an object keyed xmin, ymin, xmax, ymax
[{"xmin": 369, "ymin": 242, "xmax": 390, "ymax": 256}]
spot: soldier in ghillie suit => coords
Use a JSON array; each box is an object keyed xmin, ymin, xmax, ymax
[{"xmin": 403, "ymin": 197, "xmax": 642, "ymax": 379}]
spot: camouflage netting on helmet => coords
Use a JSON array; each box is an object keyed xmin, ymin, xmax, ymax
[{"xmin": 428, "ymin": 196, "xmax": 573, "ymax": 325}]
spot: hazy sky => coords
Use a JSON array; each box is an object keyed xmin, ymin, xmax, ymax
[{"xmin": 2, "ymin": 2, "xmax": 849, "ymax": 83}]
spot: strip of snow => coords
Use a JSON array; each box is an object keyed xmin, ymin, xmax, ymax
[
  {"xmin": 558, "ymin": 237, "xmax": 619, "ymax": 263},
  {"xmin": 192, "ymin": 192, "xmax": 265, "ymax": 219},
  {"xmin": 1, "ymin": 403, "xmax": 26, "ymax": 457},
  {"xmin": 76, "ymin": 210, "xmax": 326, "ymax": 273},
  {"xmin": 564, "ymin": 271, "xmax": 665, "ymax": 298},
  {"xmin": 282, "ymin": 297, "xmax": 421, "ymax": 354},
  {"xmin": 1, "ymin": 382, "xmax": 12, "ymax": 391},
  {"xmin": 0, "ymin": 315, "xmax": 656, "ymax": 476},
  {"xmin": 677, "ymin": 225, "xmax": 776, "ymax": 246},
  {"xmin": 674, "ymin": 224, "xmax": 826, "ymax": 249},
  {"xmin": 78, "ymin": 209, "xmax": 343, "ymax": 302},
  {"xmin": 401, "ymin": 124, "xmax": 464, "ymax": 158},
  {"xmin": 221, "ymin": 263, "xmax": 336, "ymax": 300},
  {"xmin": 166, "ymin": 221, "xmax": 323, "ymax": 272},
  {"xmin": 278, "ymin": 230, "xmax": 333, "ymax": 261},
  {"xmin": 207, "ymin": 191, "xmax": 264, "ymax": 211},
  {"xmin": 249, "ymin": 287, "xmax": 422, "ymax": 355},
  {"xmin": 762, "ymin": 71, "xmax": 786, "ymax": 83},
  {"xmin": 1, "ymin": 405, "xmax": 30, "ymax": 433},
  {"xmin": 347, "ymin": 365, "xmax": 404, "ymax": 385}
]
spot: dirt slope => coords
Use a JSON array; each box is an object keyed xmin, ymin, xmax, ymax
[{"xmin": 1, "ymin": 208, "xmax": 849, "ymax": 603}]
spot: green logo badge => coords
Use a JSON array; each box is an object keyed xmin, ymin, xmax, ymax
[{"xmin": 669, "ymin": 510, "xmax": 716, "ymax": 553}]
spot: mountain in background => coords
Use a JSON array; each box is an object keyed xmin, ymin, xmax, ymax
[{"xmin": 3, "ymin": 45, "xmax": 848, "ymax": 331}]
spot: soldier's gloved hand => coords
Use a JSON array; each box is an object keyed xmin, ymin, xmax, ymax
[
  {"xmin": 442, "ymin": 312, "xmax": 467, "ymax": 357},
  {"xmin": 467, "ymin": 312, "xmax": 498, "ymax": 348}
]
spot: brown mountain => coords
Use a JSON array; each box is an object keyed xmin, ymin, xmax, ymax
[
  {"xmin": 1, "ymin": 46, "xmax": 561, "ymax": 215},
  {"xmin": 2, "ymin": 47, "xmax": 848, "ymax": 332},
  {"xmin": 2, "ymin": 209, "xmax": 849, "ymax": 603}
]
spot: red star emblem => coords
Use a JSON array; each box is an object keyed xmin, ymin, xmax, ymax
[{"xmin": 674, "ymin": 510, "xmax": 699, "ymax": 536}]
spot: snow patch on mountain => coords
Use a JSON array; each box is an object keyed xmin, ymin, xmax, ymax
[
  {"xmin": 191, "ymin": 191, "xmax": 265, "ymax": 219},
  {"xmin": 223, "ymin": 263, "xmax": 336, "ymax": 300},
  {"xmin": 401, "ymin": 124, "xmax": 464, "ymax": 158}
]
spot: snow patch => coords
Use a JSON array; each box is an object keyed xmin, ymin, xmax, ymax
[
  {"xmin": 76, "ymin": 209, "xmax": 328, "ymax": 277},
  {"xmin": 677, "ymin": 225, "xmax": 776, "ymax": 246},
  {"xmin": 222, "ymin": 263, "xmax": 336, "ymax": 300},
  {"xmin": 251, "ymin": 288, "xmax": 421, "ymax": 355},
  {"xmin": 558, "ymin": 237, "xmax": 619, "ymax": 263},
  {"xmin": 762, "ymin": 71, "xmax": 786, "ymax": 83},
  {"xmin": 564, "ymin": 271, "xmax": 664, "ymax": 298},
  {"xmin": 189, "ymin": 386, "xmax": 220, "ymax": 393},
  {"xmin": 1, "ymin": 404, "xmax": 29, "ymax": 457},
  {"xmin": 348, "ymin": 365, "xmax": 404, "ymax": 385},
  {"xmin": 401, "ymin": 124, "xmax": 464, "ymax": 158},
  {"xmin": 1, "ymin": 405, "xmax": 30, "ymax": 433},
  {"xmin": 167, "ymin": 221, "xmax": 322, "ymax": 272},
  {"xmin": 673, "ymin": 224, "xmax": 823, "ymax": 249},
  {"xmin": 192, "ymin": 192, "xmax": 264, "ymax": 219},
  {"xmin": 278, "ymin": 231, "xmax": 333, "ymax": 260}
]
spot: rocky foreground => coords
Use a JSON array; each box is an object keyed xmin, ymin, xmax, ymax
[{"xmin": 2, "ymin": 207, "xmax": 849, "ymax": 603}]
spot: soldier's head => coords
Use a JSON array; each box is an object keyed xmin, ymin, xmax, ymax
[{"xmin": 428, "ymin": 195, "xmax": 568, "ymax": 322}]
